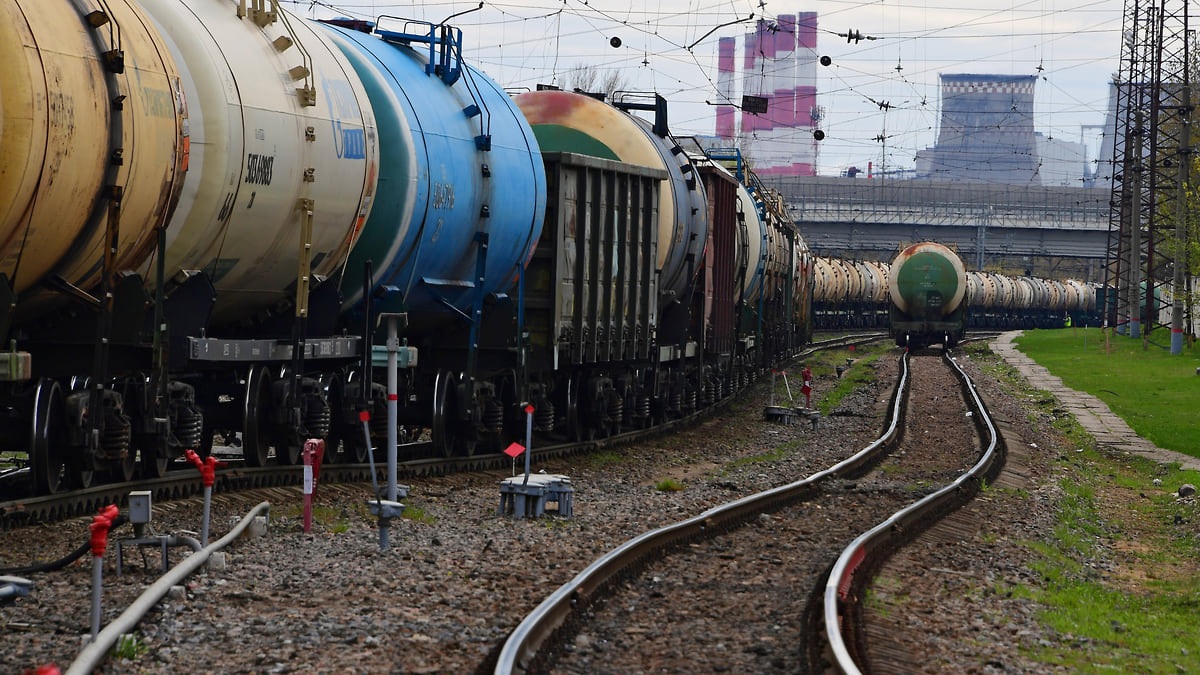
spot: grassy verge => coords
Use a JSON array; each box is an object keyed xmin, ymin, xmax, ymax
[
  {"xmin": 964, "ymin": 341, "xmax": 1200, "ymax": 672},
  {"xmin": 765, "ymin": 340, "xmax": 890, "ymax": 414},
  {"xmin": 1013, "ymin": 327, "xmax": 1200, "ymax": 458}
]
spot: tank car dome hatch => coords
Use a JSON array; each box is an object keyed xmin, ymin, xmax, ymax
[
  {"xmin": 1, "ymin": 0, "xmax": 186, "ymax": 315},
  {"xmin": 513, "ymin": 90, "xmax": 708, "ymax": 308},
  {"xmin": 138, "ymin": 0, "xmax": 378, "ymax": 325},
  {"xmin": 887, "ymin": 242, "xmax": 967, "ymax": 318},
  {"xmin": 321, "ymin": 20, "xmax": 546, "ymax": 322}
]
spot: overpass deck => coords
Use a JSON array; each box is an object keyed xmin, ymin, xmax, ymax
[{"xmin": 766, "ymin": 176, "xmax": 1110, "ymax": 265}]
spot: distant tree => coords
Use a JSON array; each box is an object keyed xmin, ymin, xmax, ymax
[{"xmin": 560, "ymin": 64, "xmax": 629, "ymax": 100}]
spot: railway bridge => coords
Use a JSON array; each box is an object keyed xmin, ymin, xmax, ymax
[{"xmin": 767, "ymin": 176, "xmax": 1109, "ymax": 281}]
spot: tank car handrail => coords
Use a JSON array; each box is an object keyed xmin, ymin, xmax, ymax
[{"xmin": 269, "ymin": 0, "xmax": 315, "ymax": 105}]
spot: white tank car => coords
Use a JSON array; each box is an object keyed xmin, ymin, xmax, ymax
[{"xmin": 137, "ymin": 0, "xmax": 378, "ymax": 325}]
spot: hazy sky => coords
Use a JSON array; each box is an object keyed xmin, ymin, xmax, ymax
[{"xmin": 289, "ymin": 0, "xmax": 1125, "ymax": 176}]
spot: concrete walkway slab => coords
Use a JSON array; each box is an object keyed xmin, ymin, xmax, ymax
[{"xmin": 991, "ymin": 331, "xmax": 1200, "ymax": 472}]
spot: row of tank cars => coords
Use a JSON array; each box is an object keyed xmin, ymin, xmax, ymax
[
  {"xmin": 815, "ymin": 249, "xmax": 1100, "ymax": 342},
  {"xmin": 3, "ymin": 0, "xmax": 1094, "ymax": 497},
  {"xmin": 2, "ymin": 0, "xmax": 814, "ymax": 495}
]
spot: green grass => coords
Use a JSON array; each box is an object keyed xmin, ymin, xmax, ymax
[
  {"xmin": 1022, "ymin": 446, "xmax": 1200, "ymax": 671},
  {"xmin": 654, "ymin": 478, "xmax": 685, "ymax": 492},
  {"xmin": 112, "ymin": 633, "xmax": 148, "ymax": 660},
  {"xmin": 586, "ymin": 451, "xmax": 625, "ymax": 468},
  {"xmin": 727, "ymin": 446, "xmax": 788, "ymax": 467},
  {"xmin": 963, "ymin": 338, "xmax": 1200, "ymax": 671},
  {"xmin": 1014, "ymin": 328, "xmax": 1200, "ymax": 458},
  {"xmin": 278, "ymin": 503, "xmax": 358, "ymax": 532},
  {"xmin": 402, "ymin": 504, "xmax": 436, "ymax": 525},
  {"xmin": 788, "ymin": 341, "xmax": 890, "ymax": 415}
]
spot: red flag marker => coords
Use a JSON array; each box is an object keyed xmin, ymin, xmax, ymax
[{"xmin": 504, "ymin": 442, "xmax": 526, "ymax": 458}]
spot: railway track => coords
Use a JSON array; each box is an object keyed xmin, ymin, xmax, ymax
[
  {"xmin": 0, "ymin": 334, "xmax": 892, "ymax": 529},
  {"xmin": 494, "ymin": 347, "xmax": 1004, "ymax": 674}
]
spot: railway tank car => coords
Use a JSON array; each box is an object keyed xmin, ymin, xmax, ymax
[
  {"xmin": 965, "ymin": 272, "xmax": 1097, "ymax": 328},
  {"xmin": 887, "ymin": 241, "xmax": 968, "ymax": 348},
  {"xmin": 314, "ymin": 17, "xmax": 546, "ymax": 458},
  {"xmin": 136, "ymin": 0, "xmax": 381, "ymax": 471},
  {"xmin": 1, "ymin": 0, "xmax": 190, "ymax": 494}
]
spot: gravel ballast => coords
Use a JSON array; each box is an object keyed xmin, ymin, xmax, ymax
[{"xmin": 0, "ymin": 342, "xmax": 1193, "ymax": 673}]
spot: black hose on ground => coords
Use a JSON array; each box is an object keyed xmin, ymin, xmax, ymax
[{"xmin": 0, "ymin": 516, "xmax": 129, "ymax": 575}]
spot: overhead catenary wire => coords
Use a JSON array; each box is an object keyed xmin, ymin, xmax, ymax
[{"xmin": 285, "ymin": 0, "xmax": 1123, "ymax": 175}]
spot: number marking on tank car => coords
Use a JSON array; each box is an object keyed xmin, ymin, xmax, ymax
[{"xmin": 246, "ymin": 154, "xmax": 274, "ymax": 185}]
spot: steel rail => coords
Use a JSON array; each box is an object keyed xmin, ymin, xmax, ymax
[
  {"xmin": 822, "ymin": 350, "xmax": 1004, "ymax": 674},
  {"xmin": 494, "ymin": 351, "xmax": 913, "ymax": 674}
]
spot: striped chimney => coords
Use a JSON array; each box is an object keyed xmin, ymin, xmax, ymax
[{"xmin": 717, "ymin": 37, "xmax": 736, "ymax": 138}]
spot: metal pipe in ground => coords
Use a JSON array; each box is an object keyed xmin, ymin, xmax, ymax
[{"xmin": 67, "ymin": 502, "xmax": 272, "ymax": 675}]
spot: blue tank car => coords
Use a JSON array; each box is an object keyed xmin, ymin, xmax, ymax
[
  {"xmin": 316, "ymin": 19, "xmax": 546, "ymax": 326},
  {"xmin": 314, "ymin": 18, "xmax": 547, "ymax": 457}
]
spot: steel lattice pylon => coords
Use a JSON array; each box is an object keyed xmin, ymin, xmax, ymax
[{"xmin": 1106, "ymin": 0, "xmax": 1191, "ymax": 349}]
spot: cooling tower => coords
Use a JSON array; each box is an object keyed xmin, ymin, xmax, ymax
[{"xmin": 923, "ymin": 74, "xmax": 1040, "ymax": 184}]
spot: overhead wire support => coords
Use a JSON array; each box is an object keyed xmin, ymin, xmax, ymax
[
  {"xmin": 837, "ymin": 29, "xmax": 879, "ymax": 44},
  {"xmin": 685, "ymin": 13, "xmax": 755, "ymax": 51},
  {"xmin": 1106, "ymin": 0, "xmax": 1192, "ymax": 350}
]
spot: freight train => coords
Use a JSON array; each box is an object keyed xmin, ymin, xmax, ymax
[
  {"xmin": 1, "ymin": 1, "xmax": 811, "ymax": 495},
  {"xmin": 813, "ymin": 249, "xmax": 1099, "ymax": 336},
  {"xmin": 1, "ymin": 1, "xmax": 1091, "ymax": 497}
]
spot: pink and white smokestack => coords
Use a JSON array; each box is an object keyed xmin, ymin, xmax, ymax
[
  {"xmin": 741, "ymin": 27, "xmax": 758, "ymax": 134},
  {"xmin": 768, "ymin": 15, "xmax": 796, "ymax": 174},
  {"xmin": 716, "ymin": 37, "xmax": 736, "ymax": 139},
  {"xmin": 793, "ymin": 12, "xmax": 820, "ymax": 176}
]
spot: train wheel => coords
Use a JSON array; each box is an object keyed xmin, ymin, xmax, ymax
[
  {"xmin": 322, "ymin": 375, "xmax": 346, "ymax": 464},
  {"xmin": 140, "ymin": 441, "xmax": 169, "ymax": 478},
  {"xmin": 115, "ymin": 447, "xmax": 136, "ymax": 483},
  {"xmin": 69, "ymin": 459, "xmax": 95, "ymax": 490},
  {"xmin": 456, "ymin": 433, "xmax": 478, "ymax": 457},
  {"xmin": 276, "ymin": 444, "xmax": 301, "ymax": 465},
  {"xmin": 565, "ymin": 372, "xmax": 583, "ymax": 442},
  {"xmin": 431, "ymin": 369, "xmax": 452, "ymax": 457},
  {"xmin": 30, "ymin": 380, "xmax": 67, "ymax": 495},
  {"xmin": 346, "ymin": 435, "xmax": 368, "ymax": 463},
  {"xmin": 243, "ymin": 366, "xmax": 272, "ymax": 467},
  {"xmin": 196, "ymin": 423, "xmax": 214, "ymax": 460},
  {"xmin": 455, "ymin": 372, "xmax": 478, "ymax": 457}
]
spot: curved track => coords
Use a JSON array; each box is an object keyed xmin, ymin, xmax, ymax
[
  {"xmin": 817, "ymin": 349, "xmax": 1004, "ymax": 674},
  {"xmin": 494, "ymin": 347, "xmax": 1003, "ymax": 673}
]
